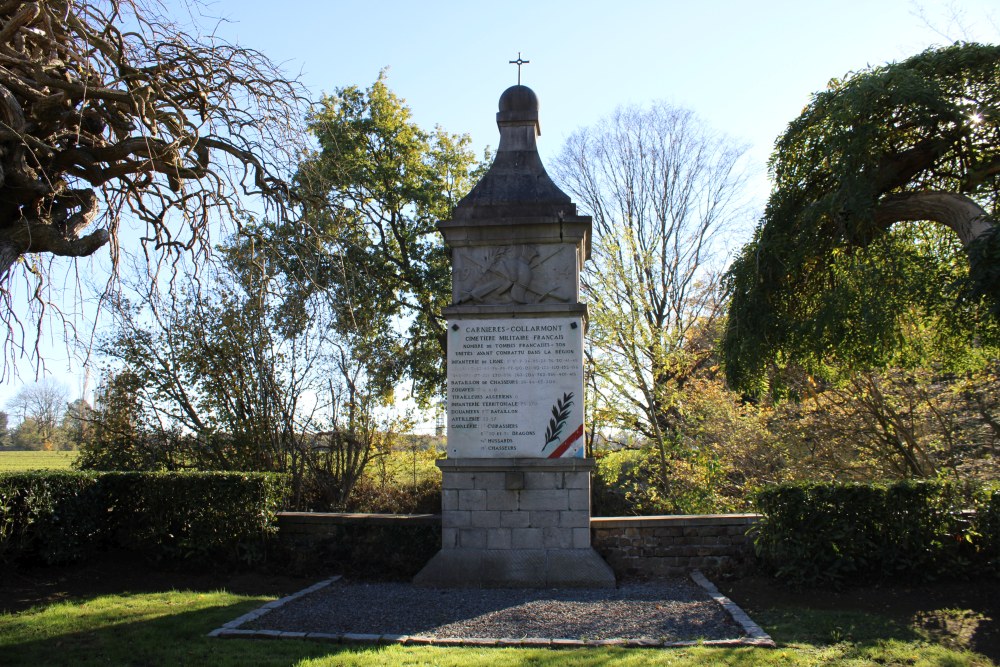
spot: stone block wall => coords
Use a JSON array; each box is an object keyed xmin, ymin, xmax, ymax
[
  {"xmin": 277, "ymin": 511, "xmax": 761, "ymax": 580},
  {"xmin": 591, "ymin": 514, "xmax": 760, "ymax": 577},
  {"xmin": 440, "ymin": 463, "xmax": 592, "ymax": 555},
  {"xmin": 415, "ymin": 458, "xmax": 615, "ymax": 587}
]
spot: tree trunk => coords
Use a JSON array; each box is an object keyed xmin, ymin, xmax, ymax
[{"xmin": 0, "ymin": 241, "xmax": 19, "ymax": 280}]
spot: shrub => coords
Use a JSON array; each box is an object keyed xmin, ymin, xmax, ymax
[
  {"xmin": 753, "ymin": 481, "xmax": 983, "ymax": 586},
  {"xmin": 346, "ymin": 477, "xmax": 442, "ymax": 514},
  {"xmin": 591, "ymin": 449, "xmax": 680, "ymax": 516},
  {"xmin": 0, "ymin": 471, "xmax": 286, "ymax": 567},
  {"xmin": 980, "ymin": 483, "xmax": 1000, "ymax": 573},
  {"xmin": 0, "ymin": 471, "xmax": 103, "ymax": 564},
  {"xmin": 592, "ymin": 448, "xmax": 749, "ymax": 516},
  {"xmin": 101, "ymin": 472, "xmax": 287, "ymax": 566}
]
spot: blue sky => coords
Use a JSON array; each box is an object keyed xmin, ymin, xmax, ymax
[
  {"xmin": 2, "ymin": 0, "xmax": 998, "ymax": 406},
  {"xmin": 206, "ymin": 0, "xmax": 997, "ymax": 172}
]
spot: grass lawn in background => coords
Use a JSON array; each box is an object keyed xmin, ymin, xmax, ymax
[
  {"xmin": 0, "ymin": 556, "xmax": 996, "ymax": 666},
  {"xmin": 0, "ymin": 450, "xmax": 77, "ymax": 471},
  {"xmin": 0, "ymin": 447, "xmax": 439, "ymax": 479}
]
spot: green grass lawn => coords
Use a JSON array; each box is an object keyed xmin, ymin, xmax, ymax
[
  {"xmin": 0, "ymin": 590, "xmax": 993, "ymax": 666},
  {"xmin": 0, "ymin": 450, "xmax": 77, "ymax": 471}
]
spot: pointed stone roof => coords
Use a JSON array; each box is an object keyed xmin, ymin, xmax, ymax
[{"xmin": 450, "ymin": 85, "xmax": 576, "ymax": 221}]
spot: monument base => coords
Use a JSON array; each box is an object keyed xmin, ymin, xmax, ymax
[
  {"xmin": 414, "ymin": 547, "xmax": 615, "ymax": 588},
  {"xmin": 413, "ymin": 458, "xmax": 616, "ymax": 588}
]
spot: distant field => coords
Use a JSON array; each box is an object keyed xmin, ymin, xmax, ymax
[
  {"xmin": 0, "ymin": 450, "xmax": 77, "ymax": 472},
  {"xmin": 0, "ymin": 448, "xmax": 441, "ymax": 476}
]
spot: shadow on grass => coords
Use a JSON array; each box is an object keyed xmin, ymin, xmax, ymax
[
  {"xmin": 752, "ymin": 606, "xmax": 997, "ymax": 666},
  {"xmin": 0, "ymin": 590, "xmax": 778, "ymax": 667},
  {"xmin": 1, "ymin": 591, "xmax": 992, "ymax": 667},
  {"xmin": 723, "ymin": 576, "xmax": 1000, "ymax": 665},
  {"xmin": 913, "ymin": 607, "xmax": 999, "ymax": 664},
  {"xmin": 755, "ymin": 607, "xmax": 921, "ymax": 646},
  {"xmin": 0, "ymin": 593, "xmax": 336, "ymax": 666}
]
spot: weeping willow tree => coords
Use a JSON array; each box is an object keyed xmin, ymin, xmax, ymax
[{"xmin": 724, "ymin": 43, "xmax": 1000, "ymax": 395}]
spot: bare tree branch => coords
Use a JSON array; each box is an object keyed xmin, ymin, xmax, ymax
[
  {"xmin": 0, "ymin": 0, "xmax": 307, "ymax": 377},
  {"xmin": 553, "ymin": 102, "xmax": 752, "ymax": 498}
]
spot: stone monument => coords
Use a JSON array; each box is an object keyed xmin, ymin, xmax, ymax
[{"xmin": 413, "ymin": 83, "xmax": 616, "ymax": 588}]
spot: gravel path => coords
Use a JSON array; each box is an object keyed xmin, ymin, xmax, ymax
[{"xmin": 240, "ymin": 577, "xmax": 747, "ymax": 642}]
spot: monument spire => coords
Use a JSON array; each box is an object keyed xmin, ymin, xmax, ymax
[{"xmin": 448, "ymin": 83, "xmax": 576, "ymax": 220}]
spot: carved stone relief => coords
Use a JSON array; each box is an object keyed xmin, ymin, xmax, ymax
[{"xmin": 452, "ymin": 244, "xmax": 578, "ymax": 305}]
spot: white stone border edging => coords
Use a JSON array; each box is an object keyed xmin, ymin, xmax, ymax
[
  {"xmin": 206, "ymin": 575, "xmax": 342, "ymax": 638},
  {"xmin": 209, "ymin": 572, "xmax": 776, "ymax": 649},
  {"xmin": 689, "ymin": 569, "xmax": 775, "ymax": 647}
]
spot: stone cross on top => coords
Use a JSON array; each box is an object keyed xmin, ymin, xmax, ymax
[{"xmin": 509, "ymin": 52, "xmax": 529, "ymax": 85}]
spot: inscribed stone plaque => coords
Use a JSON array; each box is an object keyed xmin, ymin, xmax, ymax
[{"xmin": 447, "ymin": 316, "xmax": 585, "ymax": 458}]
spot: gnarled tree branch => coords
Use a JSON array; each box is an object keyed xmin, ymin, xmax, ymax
[
  {"xmin": 0, "ymin": 0, "xmax": 307, "ymax": 375},
  {"xmin": 874, "ymin": 191, "xmax": 995, "ymax": 247}
]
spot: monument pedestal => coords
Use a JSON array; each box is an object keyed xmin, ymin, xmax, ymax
[
  {"xmin": 415, "ymin": 84, "xmax": 613, "ymax": 588},
  {"xmin": 414, "ymin": 458, "xmax": 615, "ymax": 587}
]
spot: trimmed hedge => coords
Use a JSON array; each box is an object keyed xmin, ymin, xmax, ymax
[
  {"xmin": 753, "ymin": 481, "xmax": 996, "ymax": 586},
  {"xmin": 0, "ymin": 471, "xmax": 103, "ymax": 564},
  {"xmin": 0, "ymin": 471, "xmax": 286, "ymax": 567}
]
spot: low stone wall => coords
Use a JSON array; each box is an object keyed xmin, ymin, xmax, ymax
[
  {"xmin": 591, "ymin": 514, "xmax": 760, "ymax": 578},
  {"xmin": 277, "ymin": 512, "xmax": 442, "ymax": 579},
  {"xmin": 278, "ymin": 511, "xmax": 440, "ymax": 536},
  {"xmin": 277, "ymin": 512, "xmax": 760, "ymax": 579}
]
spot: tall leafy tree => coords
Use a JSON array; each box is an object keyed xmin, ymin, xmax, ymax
[
  {"xmin": 75, "ymin": 369, "xmax": 156, "ymax": 470},
  {"xmin": 725, "ymin": 43, "xmax": 1000, "ymax": 394},
  {"xmin": 101, "ymin": 239, "xmax": 321, "ymax": 473},
  {"xmin": 5, "ymin": 379, "xmax": 68, "ymax": 449},
  {"xmin": 0, "ymin": 411, "xmax": 9, "ymax": 449},
  {"xmin": 553, "ymin": 102, "xmax": 751, "ymax": 508},
  {"xmin": 98, "ymin": 232, "xmax": 400, "ymax": 506},
  {"xmin": 61, "ymin": 397, "xmax": 94, "ymax": 450},
  {"xmin": 287, "ymin": 73, "xmax": 482, "ymax": 400}
]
